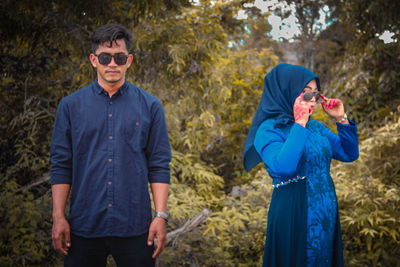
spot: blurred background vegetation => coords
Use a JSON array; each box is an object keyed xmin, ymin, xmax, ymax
[{"xmin": 1, "ymin": 0, "xmax": 399, "ymax": 266}]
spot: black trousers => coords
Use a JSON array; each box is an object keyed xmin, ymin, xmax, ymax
[{"xmin": 64, "ymin": 233, "xmax": 155, "ymax": 267}]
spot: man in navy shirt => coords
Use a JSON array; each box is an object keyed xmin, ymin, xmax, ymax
[{"xmin": 50, "ymin": 23, "xmax": 171, "ymax": 267}]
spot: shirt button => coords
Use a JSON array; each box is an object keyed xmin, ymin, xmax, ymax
[
  {"xmin": 109, "ymin": 136, "xmax": 113, "ymax": 140},
  {"xmin": 108, "ymin": 113, "xmax": 112, "ymax": 117},
  {"xmin": 109, "ymin": 101, "xmax": 113, "ymax": 105},
  {"xmin": 108, "ymin": 203, "xmax": 112, "ymax": 207},
  {"xmin": 108, "ymin": 158, "xmax": 112, "ymax": 162},
  {"xmin": 108, "ymin": 181, "xmax": 112, "ymax": 185},
  {"xmin": 136, "ymin": 122, "xmax": 139, "ymax": 126}
]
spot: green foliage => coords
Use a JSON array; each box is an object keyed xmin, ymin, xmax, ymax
[
  {"xmin": 0, "ymin": 180, "xmax": 55, "ymax": 266},
  {"xmin": 341, "ymin": 0, "xmax": 400, "ymax": 42},
  {"xmin": 201, "ymin": 170, "xmax": 272, "ymax": 266},
  {"xmin": 1, "ymin": 0, "xmax": 400, "ymax": 266},
  {"xmin": 134, "ymin": 2, "xmax": 278, "ymax": 265},
  {"xmin": 162, "ymin": 168, "xmax": 271, "ymax": 266},
  {"xmin": 131, "ymin": 1, "xmax": 278, "ymax": 188},
  {"xmin": 329, "ymin": 40, "xmax": 400, "ymax": 129},
  {"xmin": 318, "ymin": 0, "xmax": 400, "ymax": 129},
  {"xmin": 333, "ymin": 109, "xmax": 400, "ymax": 265}
]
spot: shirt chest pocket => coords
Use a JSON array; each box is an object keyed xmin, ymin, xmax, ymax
[{"xmin": 123, "ymin": 116, "xmax": 150, "ymax": 152}]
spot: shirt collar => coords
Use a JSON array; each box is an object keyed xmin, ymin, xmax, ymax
[{"xmin": 94, "ymin": 78, "xmax": 128, "ymax": 96}]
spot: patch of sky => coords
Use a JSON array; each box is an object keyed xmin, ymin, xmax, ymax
[
  {"xmin": 378, "ymin": 30, "xmax": 396, "ymax": 44},
  {"xmin": 240, "ymin": 0, "xmax": 333, "ymax": 42}
]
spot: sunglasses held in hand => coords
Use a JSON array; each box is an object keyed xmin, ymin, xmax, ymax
[
  {"xmin": 303, "ymin": 91, "xmax": 322, "ymax": 102},
  {"xmin": 95, "ymin": 52, "xmax": 129, "ymax": 66}
]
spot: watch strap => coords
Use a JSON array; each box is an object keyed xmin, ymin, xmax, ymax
[{"xmin": 155, "ymin": 211, "xmax": 169, "ymax": 221}]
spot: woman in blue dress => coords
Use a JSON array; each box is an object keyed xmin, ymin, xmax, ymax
[{"xmin": 243, "ymin": 63, "xmax": 359, "ymax": 266}]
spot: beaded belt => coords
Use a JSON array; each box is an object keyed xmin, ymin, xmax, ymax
[{"xmin": 272, "ymin": 176, "xmax": 306, "ymax": 189}]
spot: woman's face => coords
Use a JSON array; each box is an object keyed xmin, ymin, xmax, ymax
[{"xmin": 301, "ymin": 79, "xmax": 319, "ymax": 113}]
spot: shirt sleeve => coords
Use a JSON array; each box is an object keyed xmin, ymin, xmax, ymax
[
  {"xmin": 254, "ymin": 120, "xmax": 311, "ymax": 177},
  {"xmin": 324, "ymin": 120, "xmax": 359, "ymax": 162},
  {"xmin": 145, "ymin": 100, "xmax": 171, "ymax": 184},
  {"xmin": 50, "ymin": 99, "xmax": 73, "ymax": 185}
]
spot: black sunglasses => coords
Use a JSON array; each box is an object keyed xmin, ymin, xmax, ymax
[
  {"xmin": 303, "ymin": 91, "xmax": 321, "ymax": 101},
  {"xmin": 94, "ymin": 52, "xmax": 129, "ymax": 66}
]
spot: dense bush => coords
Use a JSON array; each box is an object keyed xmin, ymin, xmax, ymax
[
  {"xmin": 334, "ymin": 109, "xmax": 400, "ymax": 266},
  {"xmin": 1, "ymin": 0, "xmax": 399, "ymax": 266}
]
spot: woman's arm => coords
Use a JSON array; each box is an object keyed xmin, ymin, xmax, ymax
[
  {"xmin": 254, "ymin": 120, "xmax": 311, "ymax": 177},
  {"xmin": 324, "ymin": 121, "xmax": 359, "ymax": 162},
  {"xmin": 319, "ymin": 95, "xmax": 359, "ymax": 162}
]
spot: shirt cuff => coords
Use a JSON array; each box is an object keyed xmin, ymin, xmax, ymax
[
  {"xmin": 148, "ymin": 171, "xmax": 170, "ymax": 184},
  {"xmin": 50, "ymin": 173, "xmax": 72, "ymax": 185},
  {"xmin": 336, "ymin": 119, "xmax": 357, "ymax": 128}
]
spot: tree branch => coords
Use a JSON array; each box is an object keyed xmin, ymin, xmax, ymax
[
  {"xmin": 15, "ymin": 174, "xmax": 50, "ymax": 193},
  {"xmin": 155, "ymin": 208, "xmax": 211, "ymax": 266},
  {"xmin": 165, "ymin": 208, "xmax": 211, "ymax": 247}
]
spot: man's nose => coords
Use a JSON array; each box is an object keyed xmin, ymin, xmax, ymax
[{"xmin": 108, "ymin": 56, "xmax": 118, "ymax": 66}]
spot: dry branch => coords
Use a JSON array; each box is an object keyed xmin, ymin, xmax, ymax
[
  {"xmin": 155, "ymin": 208, "xmax": 211, "ymax": 266},
  {"xmin": 164, "ymin": 208, "xmax": 211, "ymax": 247},
  {"xmin": 15, "ymin": 174, "xmax": 50, "ymax": 193}
]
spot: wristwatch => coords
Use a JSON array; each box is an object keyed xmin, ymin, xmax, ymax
[
  {"xmin": 155, "ymin": 211, "xmax": 169, "ymax": 221},
  {"xmin": 337, "ymin": 113, "xmax": 348, "ymax": 124}
]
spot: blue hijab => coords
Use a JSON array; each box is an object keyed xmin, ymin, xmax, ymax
[{"xmin": 243, "ymin": 63, "xmax": 320, "ymax": 172}]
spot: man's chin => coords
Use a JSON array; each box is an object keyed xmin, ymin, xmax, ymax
[{"xmin": 105, "ymin": 78, "xmax": 122, "ymax": 83}]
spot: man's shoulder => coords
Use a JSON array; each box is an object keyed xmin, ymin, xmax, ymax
[
  {"xmin": 126, "ymin": 82, "xmax": 162, "ymax": 105},
  {"xmin": 61, "ymin": 83, "xmax": 93, "ymax": 104}
]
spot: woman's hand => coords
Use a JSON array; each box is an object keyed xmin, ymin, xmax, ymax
[
  {"xmin": 320, "ymin": 94, "xmax": 347, "ymax": 123},
  {"xmin": 293, "ymin": 93, "xmax": 310, "ymax": 127}
]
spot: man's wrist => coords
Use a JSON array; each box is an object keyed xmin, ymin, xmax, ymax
[
  {"xmin": 52, "ymin": 212, "xmax": 66, "ymax": 221},
  {"xmin": 154, "ymin": 211, "xmax": 169, "ymax": 222}
]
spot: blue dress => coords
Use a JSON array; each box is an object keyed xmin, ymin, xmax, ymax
[{"xmin": 254, "ymin": 118, "xmax": 359, "ymax": 266}]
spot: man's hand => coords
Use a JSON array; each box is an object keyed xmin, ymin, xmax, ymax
[
  {"xmin": 52, "ymin": 217, "xmax": 71, "ymax": 255},
  {"xmin": 147, "ymin": 217, "xmax": 167, "ymax": 258}
]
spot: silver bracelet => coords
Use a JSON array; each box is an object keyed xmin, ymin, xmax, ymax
[
  {"xmin": 155, "ymin": 211, "xmax": 169, "ymax": 221},
  {"xmin": 337, "ymin": 113, "xmax": 348, "ymax": 123}
]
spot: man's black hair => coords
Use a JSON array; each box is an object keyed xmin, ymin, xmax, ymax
[{"xmin": 91, "ymin": 23, "xmax": 134, "ymax": 53}]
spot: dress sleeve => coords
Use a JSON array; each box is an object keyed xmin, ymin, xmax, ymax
[
  {"xmin": 50, "ymin": 99, "xmax": 72, "ymax": 185},
  {"xmin": 254, "ymin": 120, "xmax": 311, "ymax": 177},
  {"xmin": 323, "ymin": 120, "xmax": 359, "ymax": 162}
]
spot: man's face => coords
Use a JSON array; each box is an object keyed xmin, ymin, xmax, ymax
[{"xmin": 89, "ymin": 39, "xmax": 133, "ymax": 86}]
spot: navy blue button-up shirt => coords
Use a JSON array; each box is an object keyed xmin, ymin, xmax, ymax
[{"xmin": 50, "ymin": 80, "xmax": 171, "ymax": 238}]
